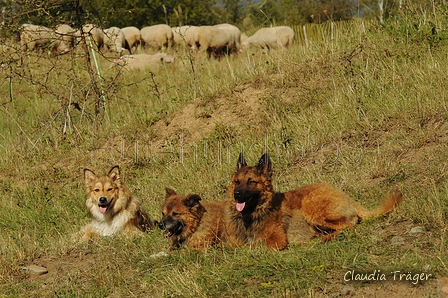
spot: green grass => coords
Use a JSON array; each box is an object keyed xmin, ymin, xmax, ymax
[{"xmin": 0, "ymin": 8, "xmax": 447, "ymax": 297}]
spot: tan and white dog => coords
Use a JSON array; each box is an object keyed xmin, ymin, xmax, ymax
[{"xmin": 82, "ymin": 165, "xmax": 156, "ymax": 240}]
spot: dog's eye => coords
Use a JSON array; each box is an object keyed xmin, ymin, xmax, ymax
[
  {"xmin": 248, "ymin": 179, "xmax": 257, "ymax": 185},
  {"xmin": 234, "ymin": 180, "xmax": 240, "ymax": 185},
  {"xmin": 172, "ymin": 212, "xmax": 179, "ymax": 216},
  {"xmin": 107, "ymin": 188, "xmax": 113, "ymax": 192},
  {"xmin": 161, "ymin": 212, "xmax": 165, "ymax": 216},
  {"xmin": 94, "ymin": 188, "xmax": 100, "ymax": 192}
]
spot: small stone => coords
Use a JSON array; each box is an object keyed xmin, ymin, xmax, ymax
[
  {"xmin": 20, "ymin": 265, "xmax": 48, "ymax": 275},
  {"xmin": 341, "ymin": 285, "xmax": 355, "ymax": 296},
  {"xmin": 408, "ymin": 226, "xmax": 425, "ymax": 237},
  {"xmin": 150, "ymin": 251, "xmax": 168, "ymax": 258},
  {"xmin": 391, "ymin": 236, "xmax": 405, "ymax": 246}
]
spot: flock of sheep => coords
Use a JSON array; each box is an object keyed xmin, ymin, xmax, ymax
[{"xmin": 17, "ymin": 23, "xmax": 295, "ymax": 70}]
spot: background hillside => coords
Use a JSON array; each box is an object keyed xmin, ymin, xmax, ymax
[{"xmin": 0, "ymin": 1, "xmax": 447, "ymax": 297}]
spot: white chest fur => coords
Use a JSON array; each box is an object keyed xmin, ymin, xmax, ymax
[{"xmin": 90, "ymin": 210, "xmax": 132, "ymax": 236}]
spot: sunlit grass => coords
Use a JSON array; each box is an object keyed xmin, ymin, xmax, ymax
[{"xmin": 0, "ymin": 12, "xmax": 447, "ymax": 297}]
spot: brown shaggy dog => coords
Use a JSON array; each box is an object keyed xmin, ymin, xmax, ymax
[
  {"xmin": 159, "ymin": 188, "xmax": 226, "ymax": 250},
  {"xmin": 82, "ymin": 165, "xmax": 156, "ymax": 240},
  {"xmin": 225, "ymin": 153, "xmax": 403, "ymax": 250}
]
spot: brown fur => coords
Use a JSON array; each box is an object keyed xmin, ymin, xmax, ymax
[
  {"xmin": 82, "ymin": 165, "xmax": 156, "ymax": 240},
  {"xmin": 225, "ymin": 153, "xmax": 403, "ymax": 249},
  {"xmin": 283, "ymin": 183, "xmax": 403, "ymax": 242},
  {"xmin": 159, "ymin": 188, "xmax": 226, "ymax": 250},
  {"xmin": 224, "ymin": 153, "xmax": 289, "ymax": 250}
]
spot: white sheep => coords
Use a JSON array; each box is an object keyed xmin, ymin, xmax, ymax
[
  {"xmin": 172, "ymin": 25, "xmax": 197, "ymax": 48},
  {"xmin": 213, "ymin": 23, "xmax": 242, "ymax": 53},
  {"xmin": 103, "ymin": 26, "xmax": 125, "ymax": 54},
  {"xmin": 54, "ymin": 24, "xmax": 76, "ymax": 54},
  {"xmin": 242, "ymin": 26, "xmax": 295, "ymax": 50},
  {"xmin": 192, "ymin": 26, "xmax": 237, "ymax": 57},
  {"xmin": 75, "ymin": 24, "xmax": 104, "ymax": 51},
  {"xmin": 141, "ymin": 24, "xmax": 174, "ymax": 51},
  {"xmin": 120, "ymin": 26, "xmax": 141, "ymax": 54},
  {"xmin": 111, "ymin": 52, "xmax": 175, "ymax": 71},
  {"xmin": 20, "ymin": 24, "xmax": 73, "ymax": 55}
]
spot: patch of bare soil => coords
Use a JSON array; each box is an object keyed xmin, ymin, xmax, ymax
[
  {"xmin": 149, "ymin": 84, "xmax": 268, "ymax": 149},
  {"xmin": 17, "ymin": 250, "xmax": 96, "ymax": 294}
]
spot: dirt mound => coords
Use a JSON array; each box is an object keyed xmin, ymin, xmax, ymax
[{"xmin": 150, "ymin": 84, "xmax": 268, "ymax": 149}]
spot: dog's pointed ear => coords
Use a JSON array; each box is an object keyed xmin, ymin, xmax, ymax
[
  {"xmin": 84, "ymin": 168, "xmax": 97, "ymax": 186},
  {"xmin": 165, "ymin": 188, "xmax": 177, "ymax": 198},
  {"xmin": 237, "ymin": 152, "xmax": 247, "ymax": 170},
  {"xmin": 183, "ymin": 194, "xmax": 202, "ymax": 208},
  {"xmin": 256, "ymin": 153, "xmax": 272, "ymax": 175},
  {"xmin": 107, "ymin": 165, "xmax": 121, "ymax": 182}
]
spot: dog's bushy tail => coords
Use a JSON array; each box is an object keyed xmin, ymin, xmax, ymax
[{"xmin": 355, "ymin": 188, "xmax": 403, "ymax": 219}]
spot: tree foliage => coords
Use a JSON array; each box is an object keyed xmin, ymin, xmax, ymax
[
  {"xmin": 0, "ymin": 0, "xmax": 439, "ymax": 33},
  {"xmin": 295, "ymin": 0, "xmax": 355, "ymax": 24}
]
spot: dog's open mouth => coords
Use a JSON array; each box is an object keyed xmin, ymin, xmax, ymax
[
  {"xmin": 98, "ymin": 200, "xmax": 112, "ymax": 214},
  {"xmin": 236, "ymin": 202, "xmax": 246, "ymax": 212},
  {"xmin": 235, "ymin": 197, "xmax": 253, "ymax": 212},
  {"xmin": 162, "ymin": 222, "xmax": 184, "ymax": 238}
]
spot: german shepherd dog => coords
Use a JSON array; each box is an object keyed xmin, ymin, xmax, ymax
[
  {"xmin": 225, "ymin": 153, "xmax": 403, "ymax": 250},
  {"xmin": 82, "ymin": 165, "xmax": 156, "ymax": 240},
  {"xmin": 159, "ymin": 188, "xmax": 227, "ymax": 250}
]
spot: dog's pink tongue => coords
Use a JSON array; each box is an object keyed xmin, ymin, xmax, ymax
[
  {"xmin": 236, "ymin": 202, "xmax": 245, "ymax": 212},
  {"xmin": 99, "ymin": 206, "xmax": 107, "ymax": 214}
]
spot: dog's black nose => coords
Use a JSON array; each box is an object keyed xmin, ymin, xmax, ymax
[
  {"xmin": 234, "ymin": 190, "xmax": 242, "ymax": 199},
  {"xmin": 99, "ymin": 197, "xmax": 107, "ymax": 204},
  {"xmin": 158, "ymin": 221, "xmax": 165, "ymax": 229}
]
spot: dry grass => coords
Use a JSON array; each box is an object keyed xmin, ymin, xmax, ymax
[{"xmin": 0, "ymin": 10, "xmax": 447, "ymax": 297}]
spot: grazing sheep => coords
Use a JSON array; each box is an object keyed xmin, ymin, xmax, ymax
[
  {"xmin": 213, "ymin": 23, "xmax": 242, "ymax": 53},
  {"xmin": 120, "ymin": 26, "xmax": 141, "ymax": 54},
  {"xmin": 76, "ymin": 24, "xmax": 104, "ymax": 51},
  {"xmin": 103, "ymin": 26, "xmax": 125, "ymax": 54},
  {"xmin": 172, "ymin": 25, "xmax": 197, "ymax": 48},
  {"xmin": 192, "ymin": 26, "xmax": 237, "ymax": 57},
  {"xmin": 242, "ymin": 26, "xmax": 295, "ymax": 50},
  {"xmin": 20, "ymin": 24, "xmax": 72, "ymax": 55},
  {"xmin": 141, "ymin": 24, "xmax": 174, "ymax": 51},
  {"xmin": 111, "ymin": 52, "xmax": 175, "ymax": 71},
  {"xmin": 20, "ymin": 24, "xmax": 51, "ymax": 51},
  {"xmin": 54, "ymin": 24, "xmax": 76, "ymax": 54}
]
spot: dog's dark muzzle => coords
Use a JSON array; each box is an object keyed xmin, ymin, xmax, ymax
[
  {"xmin": 98, "ymin": 196, "xmax": 108, "ymax": 207},
  {"xmin": 233, "ymin": 189, "xmax": 253, "ymax": 203},
  {"xmin": 159, "ymin": 218, "xmax": 184, "ymax": 237},
  {"xmin": 234, "ymin": 190, "xmax": 243, "ymax": 201}
]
